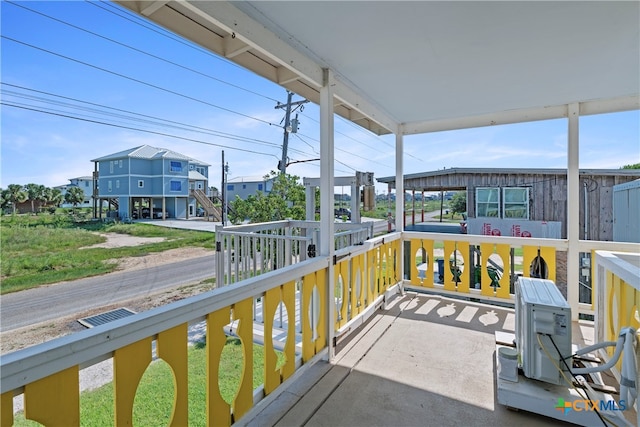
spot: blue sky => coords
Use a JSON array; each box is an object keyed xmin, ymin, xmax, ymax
[{"xmin": 2, "ymin": 1, "xmax": 639, "ymax": 195}]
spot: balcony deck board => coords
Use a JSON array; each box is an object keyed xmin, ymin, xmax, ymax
[{"xmin": 247, "ymin": 293, "xmax": 578, "ymax": 426}]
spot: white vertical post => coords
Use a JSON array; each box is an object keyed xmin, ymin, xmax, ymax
[
  {"xmin": 319, "ymin": 68, "xmax": 336, "ymax": 360},
  {"xmin": 395, "ymin": 129, "xmax": 404, "ymax": 232},
  {"xmin": 305, "ymin": 183, "xmax": 315, "ymax": 221},
  {"xmin": 567, "ymin": 103, "xmax": 580, "ymax": 320},
  {"xmin": 351, "ymin": 182, "xmax": 360, "ymax": 223},
  {"xmin": 395, "ymin": 129, "xmax": 405, "ymax": 289}
]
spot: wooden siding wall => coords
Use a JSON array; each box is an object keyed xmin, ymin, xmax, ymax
[{"xmin": 404, "ymin": 173, "xmax": 639, "ymax": 241}]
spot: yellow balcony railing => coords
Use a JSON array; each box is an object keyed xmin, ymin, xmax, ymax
[
  {"xmin": 404, "ymin": 231, "xmax": 566, "ymax": 303},
  {"xmin": 1, "ymin": 229, "xmax": 637, "ymax": 426},
  {"xmin": 0, "ymin": 257, "xmax": 329, "ymax": 426},
  {"xmin": 0, "ymin": 233, "xmax": 399, "ymax": 426},
  {"xmin": 594, "ymin": 251, "xmax": 640, "ymax": 376}
]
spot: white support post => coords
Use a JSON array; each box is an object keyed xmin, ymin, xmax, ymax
[
  {"xmin": 567, "ymin": 103, "xmax": 580, "ymax": 320},
  {"xmin": 319, "ymin": 68, "xmax": 336, "ymax": 360},
  {"xmin": 305, "ymin": 183, "xmax": 315, "ymax": 221},
  {"xmin": 395, "ymin": 130, "xmax": 405, "ymax": 289},
  {"xmin": 395, "ymin": 130, "xmax": 404, "ymax": 233},
  {"xmin": 351, "ymin": 182, "xmax": 360, "ymax": 223}
]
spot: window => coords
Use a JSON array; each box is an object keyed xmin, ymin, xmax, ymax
[
  {"xmin": 119, "ymin": 160, "xmax": 123, "ymax": 168},
  {"xmin": 116, "ymin": 180, "xmax": 120, "ymax": 189},
  {"xmin": 242, "ymin": 184, "xmax": 247, "ymax": 189},
  {"xmin": 189, "ymin": 164, "xmax": 194, "ymax": 170},
  {"xmin": 170, "ymin": 161, "xmax": 182, "ymax": 172},
  {"xmin": 258, "ymin": 184, "xmax": 263, "ymax": 191},
  {"xmin": 476, "ymin": 188, "xmax": 500, "ymax": 217},
  {"xmin": 227, "ymin": 184, "xmax": 234, "ymax": 191},
  {"xmin": 108, "ymin": 180, "xmax": 112, "ymax": 192},
  {"xmin": 84, "ymin": 181, "xmax": 89, "ymax": 187},
  {"xmin": 503, "ymin": 188, "xmax": 529, "ymax": 219},
  {"xmin": 138, "ymin": 180, "xmax": 144, "ymax": 188},
  {"xmin": 109, "ymin": 161, "xmax": 114, "ymax": 173},
  {"xmin": 170, "ymin": 181, "xmax": 182, "ymax": 191}
]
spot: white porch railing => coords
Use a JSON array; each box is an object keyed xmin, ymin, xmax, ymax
[{"xmin": 215, "ymin": 220, "xmax": 373, "ymax": 287}]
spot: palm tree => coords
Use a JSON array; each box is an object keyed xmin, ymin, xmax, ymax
[
  {"xmin": 43, "ymin": 187, "xmax": 63, "ymax": 211},
  {"xmin": 64, "ymin": 186, "xmax": 85, "ymax": 209},
  {"xmin": 4, "ymin": 184, "xmax": 27, "ymax": 214},
  {"xmin": 25, "ymin": 183, "xmax": 45, "ymax": 213}
]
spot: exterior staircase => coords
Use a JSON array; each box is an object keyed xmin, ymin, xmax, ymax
[{"xmin": 192, "ymin": 189, "xmax": 221, "ymax": 221}]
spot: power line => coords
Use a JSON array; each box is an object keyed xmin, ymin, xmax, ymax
[
  {"xmin": 1, "ymin": 102, "xmax": 282, "ymax": 159},
  {"xmin": 5, "ymin": 1, "xmax": 280, "ymax": 104},
  {"xmin": 304, "ymin": 112, "xmax": 422, "ymax": 162},
  {"xmin": 5, "ymin": 4, "xmax": 399, "ymax": 169},
  {"xmin": 295, "ymin": 132, "xmax": 393, "ymax": 170},
  {"xmin": 2, "ymin": 83, "xmax": 323, "ymax": 163},
  {"xmin": 1, "ymin": 35, "xmax": 279, "ymax": 128},
  {"xmin": 4, "ymin": 3, "xmax": 393, "ymax": 178},
  {"xmin": 2, "ymin": 83, "xmax": 283, "ymax": 150},
  {"xmin": 85, "ymin": 0, "xmax": 235, "ymax": 67}
]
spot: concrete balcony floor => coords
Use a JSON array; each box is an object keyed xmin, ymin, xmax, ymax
[{"xmin": 246, "ymin": 292, "xmax": 588, "ymax": 427}]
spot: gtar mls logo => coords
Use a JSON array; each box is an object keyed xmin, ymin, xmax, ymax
[{"xmin": 555, "ymin": 397, "xmax": 626, "ymax": 414}]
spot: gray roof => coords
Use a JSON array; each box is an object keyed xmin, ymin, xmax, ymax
[
  {"xmin": 91, "ymin": 145, "xmax": 210, "ymax": 166},
  {"xmin": 189, "ymin": 170, "xmax": 208, "ymax": 181},
  {"xmin": 377, "ymin": 168, "xmax": 640, "ymax": 183},
  {"xmin": 228, "ymin": 176, "xmax": 270, "ymax": 184}
]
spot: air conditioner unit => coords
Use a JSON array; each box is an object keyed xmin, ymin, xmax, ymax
[{"xmin": 515, "ymin": 277, "xmax": 572, "ymax": 385}]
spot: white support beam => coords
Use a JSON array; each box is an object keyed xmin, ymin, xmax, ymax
[
  {"xmin": 350, "ymin": 183, "xmax": 360, "ymax": 224},
  {"xmin": 567, "ymin": 103, "xmax": 580, "ymax": 321},
  {"xmin": 395, "ymin": 129, "xmax": 404, "ymax": 287},
  {"xmin": 395, "ymin": 130, "xmax": 404, "ymax": 233},
  {"xmin": 319, "ymin": 68, "xmax": 336, "ymax": 360},
  {"xmin": 276, "ymin": 66, "xmax": 300, "ymax": 85},
  {"xmin": 305, "ymin": 183, "xmax": 315, "ymax": 221},
  {"xmin": 140, "ymin": 0, "xmax": 168, "ymax": 16},
  {"xmin": 223, "ymin": 35, "xmax": 251, "ymax": 58},
  {"xmin": 332, "ymin": 77, "xmax": 397, "ymax": 135},
  {"xmin": 185, "ymin": 1, "xmax": 325, "ymax": 87},
  {"xmin": 403, "ymin": 95, "xmax": 639, "ymax": 135},
  {"xmin": 303, "ymin": 176, "xmax": 356, "ymax": 187},
  {"xmin": 404, "ymin": 105, "xmax": 568, "ymax": 135},
  {"xmin": 578, "ymin": 95, "xmax": 640, "ymax": 116}
]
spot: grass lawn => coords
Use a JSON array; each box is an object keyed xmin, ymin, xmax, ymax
[
  {"xmin": 12, "ymin": 337, "xmax": 282, "ymax": 426},
  {"xmin": 0, "ymin": 214, "xmax": 214, "ymax": 294}
]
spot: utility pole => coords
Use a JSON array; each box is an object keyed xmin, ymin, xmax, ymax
[{"xmin": 275, "ymin": 91, "xmax": 308, "ymax": 174}]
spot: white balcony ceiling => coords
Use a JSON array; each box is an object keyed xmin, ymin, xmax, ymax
[{"xmin": 116, "ymin": 1, "xmax": 639, "ymax": 135}]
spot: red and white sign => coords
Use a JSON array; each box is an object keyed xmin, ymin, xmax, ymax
[{"xmin": 468, "ymin": 218, "xmax": 561, "ymax": 238}]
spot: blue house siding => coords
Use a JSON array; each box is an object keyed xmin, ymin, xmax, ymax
[
  {"xmin": 226, "ymin": 179, "xmax": 273, "ymax": 200},
  {"xmin": 131, "ymin": 158, "xmax": 152, "ymax": 175},
  {"xmin": 129, "ymin": 176, "xmax": 153, "ymax": 196},
  {"xmin": 92, "ymin": 145, "xmax": 210, "ymax": 219}
]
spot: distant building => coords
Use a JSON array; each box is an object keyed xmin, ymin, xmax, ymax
[
  {"xmin": 378, "ymin": 167, "xmax": 640, "ymax": 241},
  {"xmin": 56, "ymin": 176, "xmax": 94, "ymax": 208},
  {"xmin": 91, "ymin": 145, "xmax": 210, "ymax": 219},
  {"xmin": 226, "ymin": 176, "xmax": 274, "ymax": 201}
]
